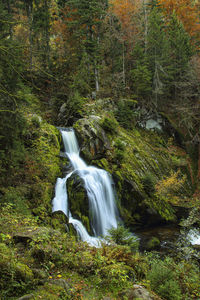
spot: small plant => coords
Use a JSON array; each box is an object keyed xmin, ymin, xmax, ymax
[
  {"xmin": 141, "ymin": 173, "xmax": 156, "ymax": 195},
  {"xmin": 115, "ymin": 139, "xmax": 125, "ymax": 151},
  {"xmin": 106, "ymin": 225, "xmax": 139, "ymax": 252}
]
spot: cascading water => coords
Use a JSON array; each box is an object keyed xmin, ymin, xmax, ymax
[{"xmin": 52, "ymin": 128, "xmax": 118, "ymax": 247}]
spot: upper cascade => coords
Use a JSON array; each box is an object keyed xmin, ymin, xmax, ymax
[{"xmin": 52, "ymin": 128, "xmax": 118, "ymax": 246}]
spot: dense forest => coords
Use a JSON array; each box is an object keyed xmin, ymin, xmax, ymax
[{"xmin": 0, "ymin": 0, "xmax": 200, "ymax": 299}]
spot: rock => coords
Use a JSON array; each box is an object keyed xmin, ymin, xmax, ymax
[
  {"xmin": 15, "ymin": 262, "xmax": 34, "ymax": 281},
  {"xmin": 67, "ymin": 172, "xmax": 91, "ymax": 234},
  {"xmin": 59, "ymin": 103, "xmax": 67, "ymax": 114},
  {"xmin": 193, "ymin": 244, "xmax": 200, "ymax": 251},
  {"xmin": 13, "ymin": 227, "xmax": 57, "ymax": 245},
  {"xmin": 51, "ymin": 211, "xmax": 68, "ymax": 232},
  {"xmin": 49, "ymin": 278, "xmax": 71, "ymax": 291},
  {"xmin": 74, "ymin": 116, "xmax": 111, "ymax": 160},
  {"xmin": 146, "ymin": 237, "xmax": 160, "ymax": 250},
  {"xmin": 17, "ymin": 294, "xmax": 35, "ymax": 300},
  {"xmin": 120, "ymin": 285, "xmax": 154, "ymax": 300},
  {"xmin": 146, "ymin": 119, "xmax": 162, "ymax": 131},
  {"xmin": 32, "ymin": 268, "xmax": 47, "ymax": 280}
]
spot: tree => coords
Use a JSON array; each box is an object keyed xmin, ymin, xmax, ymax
[
  {"xmin": 109, "ymin": 0, "xmax": 141, "ymax": 85},
  {"xmin": 146, "ymin": 5, "xmax": 171, "ymax": 106},
  {"xmin": 0, "ymin": 0, "xmax": 26, "ymax": 183},
  {"xmin": 158, "ymin": 0, "xmax": 200, "ymax": 44},
  {"xmin": 167, "ymin": 13, "xmax": 194, "ymax": 99},
  {"xmin": 60, "ymin": 0, "xmax": 109, "ymax": 92}
]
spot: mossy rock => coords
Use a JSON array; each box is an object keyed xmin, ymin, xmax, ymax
[
  {"xmin": 146, "ymin": 237, "xmax": 161, "ymax": 250},
  {"xmin": 15, "ymin": 262, "xmax": 34, "ymax": 282},
  {"xmin": 51, "ymin": 211, "xmax": 68, "ymax": 232},
  {"xmin": 74, "ymin": 116, "xmax": 111, "ymax": 161},
  {"xmin": 31, "ymin": 281, "xmax": 72, "ymax": 299},
  {"xmin": 67, "ymin": 173, "xmax": 92, "ymax": 234}
]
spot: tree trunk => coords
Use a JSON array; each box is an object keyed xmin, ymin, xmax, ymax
[
  {"xmin": 143, "ymin": 0, "xmax": 148, "ymax": 54},
  {"xmin": 122, "ymin": 41, "xmax": 125, "ymax": 85}
]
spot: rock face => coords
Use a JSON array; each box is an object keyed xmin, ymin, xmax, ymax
[
  {"xmin": 67, "ymin": 172, "xmax": 91, "ymax": 234},
  {"xmin": 74, "ymin": 116, "xmax": 111, "ymax": 161},
  {"xmin": 72, "ymin": 112, "xmax": 192, "ymax": 229}
]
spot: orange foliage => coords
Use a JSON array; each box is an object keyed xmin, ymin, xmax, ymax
[
  {"xmin": 110, "ymin": 0, "xmax": 141, "ymax": 43},
  {"xmin": 158, "ymin": 0, "xmax": 200, "ymax": 39}
]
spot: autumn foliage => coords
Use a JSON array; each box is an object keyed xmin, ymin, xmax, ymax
[
  {"xmin": 110, "ymin": 0, "xmax": 141, "ymax": 43},
  {"xmin": 158, "ymin": 0, "xmax": 200, "ymax": 42}
]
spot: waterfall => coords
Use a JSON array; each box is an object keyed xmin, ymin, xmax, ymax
[
  {"xmin": 188, "ymin": 229, "xmax": 200, "ymax": 246},
  {"xmin": 52, "ymin": 128, "xmax": 118, "ymax": 246}
]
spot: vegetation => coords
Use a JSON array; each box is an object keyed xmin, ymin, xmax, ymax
[{"xmin": 0, "ymin": 0, "xmax": 200, "ymax": 298}]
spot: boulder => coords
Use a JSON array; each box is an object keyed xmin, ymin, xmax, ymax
[
  {"xmin": 13, "ymin": 227, "xmax": 60, "ymax": 245},
  {"xmin": 120, "ymin": 285, "xmax": 154, "ymax": 300},
  {"xmin": 74, "ymin": 116, "xmax": 111, "ymax": 161}
]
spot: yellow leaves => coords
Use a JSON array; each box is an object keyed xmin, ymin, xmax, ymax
[{"xmin": 155, "ymin": 169, "xmax": 186, "ymax": 198}]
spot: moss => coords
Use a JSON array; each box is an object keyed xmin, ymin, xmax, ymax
[
  {"xmin": 146, "ymin": 237, "xmax": 160, "ymax": 250},
  {"xmin": 72, "ymin": 108, "xmax": 194, "ymax": 225},
  {"xmin": 101, "ymin": 116, "xmax": 118, "ymax": 134},
  {"xmin": 32, "ymin": 281, "xmax": 71, "ymax": 299},
  {"xmin": 15, "ymin": 262, "xmax": 34, "ymax": 281}
]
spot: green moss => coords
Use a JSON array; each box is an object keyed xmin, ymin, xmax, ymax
[
  {"xmin": 146, "ymin": 237, "xmax": 160, "ymax": 250},
  {"xmin": 101, "ymin": 116, "xmax": 118, "ymax": 134},
  {"xmin": 15, "ymin": 262, "xmax": 34, "ymax": 281}
]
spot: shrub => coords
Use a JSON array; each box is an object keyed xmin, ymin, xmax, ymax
[
  {"xmin": 106, "ymin": 225, "xmax": 139, "ymax": 252},
  {"xmin": 146, "ymin": 258, "xmax": 182, "ymax": 300},
  {"xmin": 115, "ymin": 99, "xmax": 137, "ymax": 129},
  {"xmin": 141, "ymin": 173, "xmax": 156, "ymax": 195}
]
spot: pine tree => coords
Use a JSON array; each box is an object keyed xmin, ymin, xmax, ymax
[
  {"xmin": 63, "ymin": 0, "xmax": 108, "ymax": 92},
  {"xmin": 146, "ymin": 5, "xmax": 171, "ymax": 106},
  {"xmin": 167, "ymin": 13, "xmax": 193, "ymax": 99}
]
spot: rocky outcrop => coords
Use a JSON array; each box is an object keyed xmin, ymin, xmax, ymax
[
  {"xmin": 74, "ymin": 116, "xmax": 111, "ymax": 161},
  {"xmin": 120, "ymin": 285, "xmax": 156, "ymax": 300},
  {"xmin": 72, "ymin": 111, "xmax": 192, "ymax": 228}
]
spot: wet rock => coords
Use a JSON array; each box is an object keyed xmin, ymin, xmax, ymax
[
  {"xmin": 67, "ymin": 172, "xmax": 91, "ymax": 233},
  {"xmin": 74, "ymin": 116, "xmax": 111, "ymax": 161},
  {"xmin": 51, "ymin": 211, "xmax": 68, "ymax": 232}
]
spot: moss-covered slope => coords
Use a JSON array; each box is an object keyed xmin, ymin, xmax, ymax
[{"xmin": 72, "ymin": 99, "xmax": 193, "ymax": 228}]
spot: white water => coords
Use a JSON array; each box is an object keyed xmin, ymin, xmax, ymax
[
  {"xmin": 188, "ymin": 229, "xmax": 200, "ymax": 245},
  {"xmin": 52, "ymin": 128, "xmax": 118, "ymax": 246}
]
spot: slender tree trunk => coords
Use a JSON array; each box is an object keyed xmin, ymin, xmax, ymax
[
  {"xmin": 122, "ymin": 41, "xmax": 125, "ymax": 85},
  {"xmin": 27, "ymin": 3, "xmax": 33, "ymax": 70},
  {"xmin": 44, "ymin": 0, "xmax": 50, "ymax": 69},
  {"xmin": 143, "ymin": 0, "xmax": 148, "ymax": 54},
  {"xmin": 95, "ymin": 67, "xmax": 100, "ymax": 92}
]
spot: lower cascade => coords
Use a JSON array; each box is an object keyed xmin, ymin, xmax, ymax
[{"xmin": 52, "ymin": 128, "xmax": 118, "ymax": 247}]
